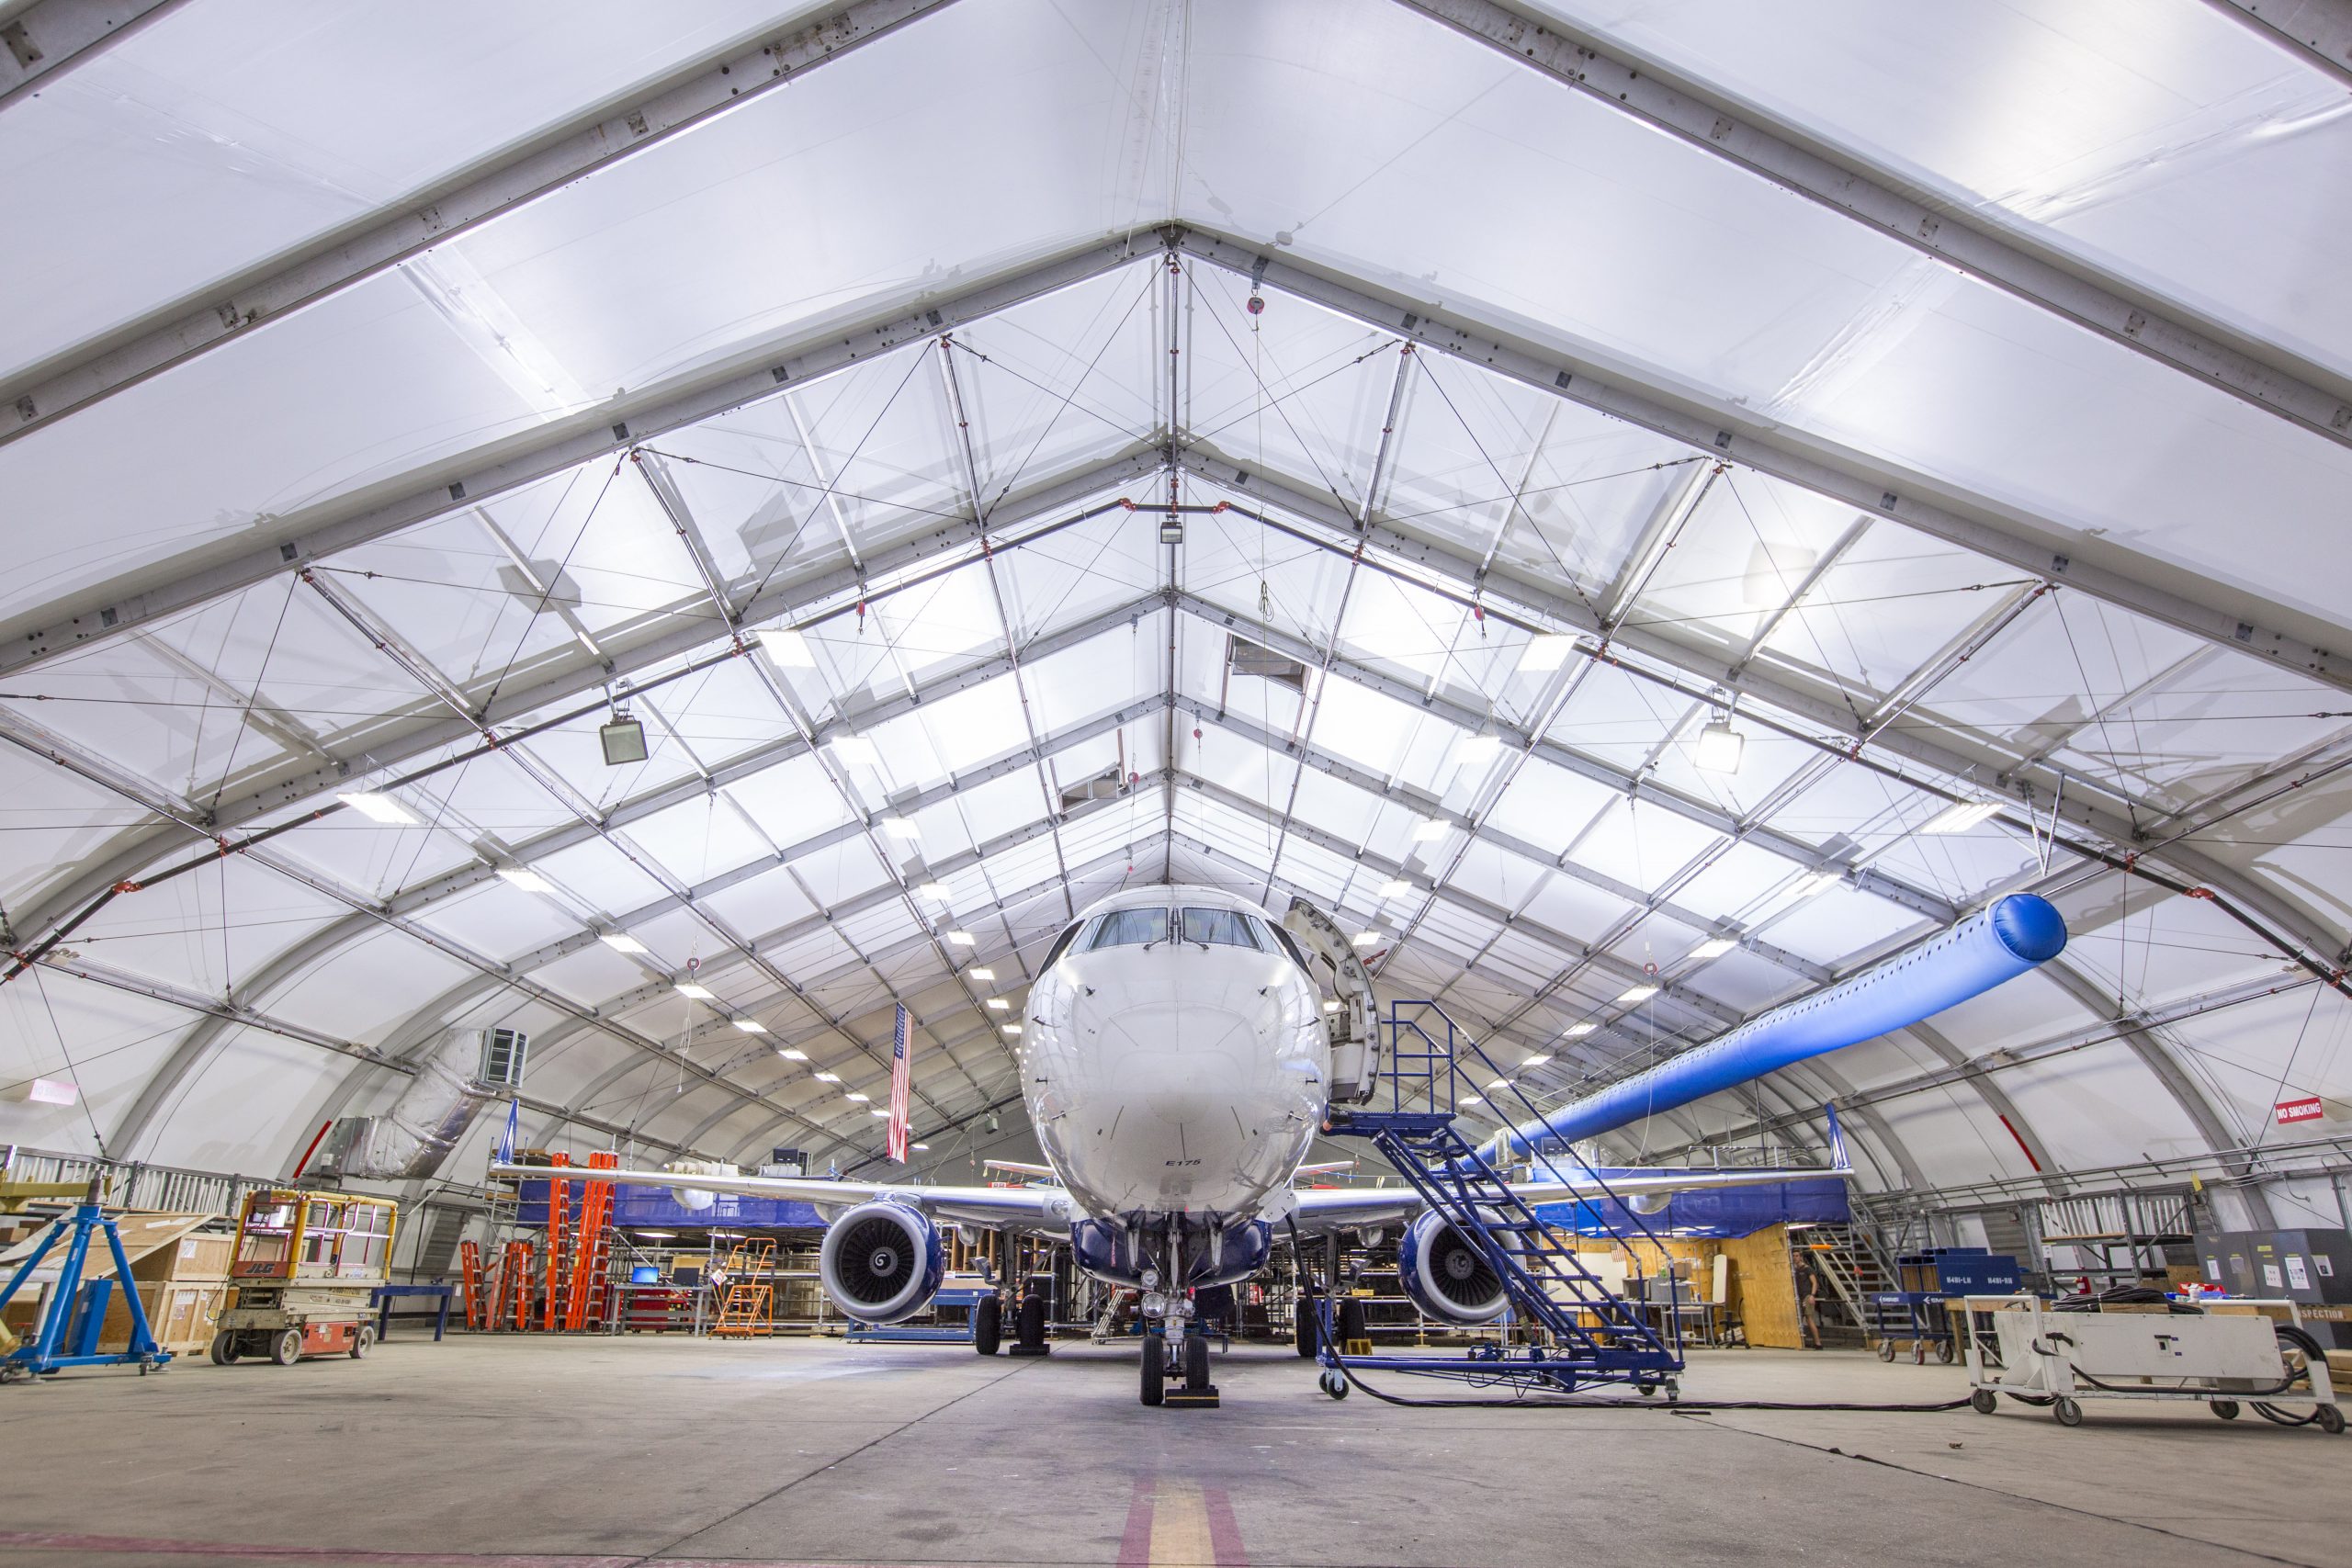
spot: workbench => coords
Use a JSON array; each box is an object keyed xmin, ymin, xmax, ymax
[{"xmin": 370, "ymin": 1282, "xmax": 454, "ymax": 1342}]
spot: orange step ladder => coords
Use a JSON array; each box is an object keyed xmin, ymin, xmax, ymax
[{"xmin": 710, "ymin": 1238, "xmax": 777, "ymax": 1337}]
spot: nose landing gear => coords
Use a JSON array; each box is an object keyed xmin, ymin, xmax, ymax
[{"xmin": 1141, "ymin": 1318, "xmax": 1221, "ymax": 1409}]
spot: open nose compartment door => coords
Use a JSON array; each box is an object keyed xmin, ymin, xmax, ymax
[{"xmin": 1283, "ymin": 898, "xmax": 1383, "ymax": 1103}]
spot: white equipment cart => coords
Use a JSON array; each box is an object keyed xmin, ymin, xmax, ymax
[{"xmin": 1961, "ymin": 1293, "xmax": 2343, "ymax": 1433}]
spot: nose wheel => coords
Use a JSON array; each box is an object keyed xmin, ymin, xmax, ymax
[{"xmin": 1144, "ymin": 1322, "xmax": 1221, "ymax": 1409}]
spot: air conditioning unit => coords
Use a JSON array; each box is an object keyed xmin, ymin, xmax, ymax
[{"xmin": 479, "ymin": 1027, "xmax": 529, "ymax": 1089}]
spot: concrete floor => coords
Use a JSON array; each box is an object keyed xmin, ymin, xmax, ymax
[{"xmin": 0, "ymin": 1336, "xmax": 2343, "ymax": 1568}]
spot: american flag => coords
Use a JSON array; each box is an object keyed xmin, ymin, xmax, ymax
[{"xmin": 886, "ymin": 1003, "xmax": 913, "ymax": 1164}]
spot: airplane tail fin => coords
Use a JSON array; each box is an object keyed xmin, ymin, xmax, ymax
[{"xmin": 1824, "ymin": 1101, "xmax": 1853, "ymax": 1176}]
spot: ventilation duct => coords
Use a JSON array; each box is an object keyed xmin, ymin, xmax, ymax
[
  {"xmin": 1227, "ymin": 637, "xmax": 1308, "ymax": 691},
  {"xmin": 309, "ymin": 1030, "xmax": 514, "ymax": 1181}
]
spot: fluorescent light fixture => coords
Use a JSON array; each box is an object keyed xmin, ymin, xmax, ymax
[
  {"xmin": 915, "ymin": 882, "xmax": 952, "ymax": 901},
  {"xmin": 634, "ymin": 1230, "xmax": 675, "ymax": 1238},
  {"xmin": 1564, "ymin": 1023, "xmax": 1595, "ymax": 1038},
  {"xmin": 878, "ymin": 816, "xmax": 921, "ymax": 840},
  {"xmin": 967, "ymin": 966, "xmax": 994, "ymax": 982},
  {"xmin": 1410, "ymin": 818, "xmax": 1448, "ymax": 841},
  {"xmin": 673, "ymin": 982, "xmax": 715, "ymax": 999},
  {"xmin": 496, "ymin": 867, "xmax": 553, "ymax": 894},
  {"xmin": 986, "ymin": 998, "xmax": 1011, "ymax": 1010},
  {"xmin": 946, "ymin": 930, "xmax": 976, "ymax": 947},
  {"xmin": 844, "ymin": 1091, "xmax": 870, "ymax": 1102},
  {"xmin": 1455, "ymin": 731, "xmax": 1502, "ymax": 768},
  {"xmin": 912, "ymin": 1142, "xmax": 930, "ymax": 1151},
  {"xmin": 1486, "ymin": 1078, "xmax": 1512, "ymax": 1090},
  {"xmin": 1351, "ymin": 931, "xmax": 1381, "ymax": 947},
  {"xmin": 1792, "ymin": 871, "xmax": 1839, "ymax": 898},
  {"xmin": 1618, "ymin": 984, "xmax": 1659, "ymax": 1004},
  {"xmin": 600, "ymin": 715, "xmax": 650, "ymax": 767},
  {"xmin": 1922, "ymin": 799, "xmax": 2002, "ymax": 835},
  {"xmin": 1002, "ymin": 1023, "xmax": 1023, "ymax": 1036},
  {"xmin": 1459, "ymin": 1095, "xmax": 1484, "ymax": 1107},
  {"xmin": 1378, "ymin": 879, "xmax": 1410, "ymax": 898},
  {"xmin": 731, "ymin": 1018, "xmax": 768, "ymax": 1035},
  {"xmin": 1690, "ymin": 937, "xmax": 1738, "ymax": 960},
  {"xmin": 829, "ymin": 734, "xmax": 879, "ymax": 767},
  {"xmin": 777, "ymin": 1048, "xmax": 808, "ymax": 1061},
  {"xmin": 814, "ymin": 1072, "xmax": 842, "ymax": 1083},
  {"xmin": 869, "ymin": 1109, "xmax": 890, "ymax": 1118},
  {"xmin": 1521, "ymin": 1054, "xmax": 1552, "ymax": 1067},
  {"xmin": 1518, "ymin": 633, "xmax": 1574, "ymax": 673},
  {"xmin": 599, "ymin": 933, "xmax": 648, "ymax": 954},
  {"xmin": 1694, "ymin": 719, "xmax": 1744, "ymax": 774},
  {"xmin": 757, "ymin": 626, "xmax": 816, "ymax": 667},
  {"xmin": 336, "ymin": 790, "xmax": 419, "ymax": 826},
  {"xmin": 22, "ymin": 1077, "xmax": 78, "ymax": 1107},
  {"xmin": 1321, "ymin": 999, "xmax": 1340, "ymax": 1014}
]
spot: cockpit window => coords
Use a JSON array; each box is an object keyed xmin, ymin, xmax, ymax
[
  {"xmin": 1087, "ymin": 908, "xmax": 1170, "ymax": 950},
  {"xmin": 1181, "ymin": 907, "xmax": 1262, "ymax": 949},
  {"xmin": 1040, "ymin": 920, "xmax": 1083, "ymax": 970}
]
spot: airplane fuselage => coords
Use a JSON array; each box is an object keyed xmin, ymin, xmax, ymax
[{"xmin": 1023, "ymin": 886, "xmax": 1329, "ymax": 1235}]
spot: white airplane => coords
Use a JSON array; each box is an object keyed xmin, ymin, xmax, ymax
[{"xmin": 493, "ymin": 885, "xmax": 1847, "ymax": 1404}]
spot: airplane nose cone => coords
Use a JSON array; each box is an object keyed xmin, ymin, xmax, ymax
[{"xmin": 1101, "ymin": 1001, "xmax": 1250, "ymax": 1123}]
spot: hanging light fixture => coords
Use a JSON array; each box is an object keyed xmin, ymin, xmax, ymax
[
  {"xmin": 600, "ymin": 708, "xmax": 649, "ymax": 766},
  {"xmin": 1922, "ymin": 799, "xmax": 2002, "ymax": 834},
  {"xmin": 1694, "ymin": 713, "xmax": 1744, "ymax": 774}
]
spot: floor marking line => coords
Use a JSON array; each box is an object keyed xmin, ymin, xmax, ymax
[
  {"xmin": 0, "ymin": 1531, "xmax": 637, "ymax": 1566},
  {"xmin": 1148, "ymin": 1482, "xmax": 1210, "ymax": 1567},
  {"xmin": 1117, "ymin": 1478, "xmax": 1157, "ymax": 1568},
  {"xmin": 1203, "ymin": 1488, "xmax": 1248, "ymax": 1568}
]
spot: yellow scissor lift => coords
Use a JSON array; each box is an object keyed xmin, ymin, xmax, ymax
[{"xmin": 211, "ymin": 1189, "xmax": 397, "ymax": 1367}]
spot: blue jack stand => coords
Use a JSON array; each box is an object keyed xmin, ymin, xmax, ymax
[{"xmin": 0, "ymin": 1176, "xmax": 173, "ymax": 1382}]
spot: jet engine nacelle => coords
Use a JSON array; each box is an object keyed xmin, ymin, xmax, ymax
[
  {"xmin": 1396, "ymin": 1211, "xmax": 1514, "ymax": 1325},
  {"xmin": 819, "ymin": 1201, "xmax": 945, "ymax": 1324}
]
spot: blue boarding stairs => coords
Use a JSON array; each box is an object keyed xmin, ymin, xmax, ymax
[{"xmin": 1311, "ymin": 999, "xmax": 1690, "ymax": 1402}]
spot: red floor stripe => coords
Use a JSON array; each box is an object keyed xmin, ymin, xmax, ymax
[
  {"xmin": 1202, "ymin": 1488, "xmax": 1248, "ymax": 1568},
  {"xmin": 1117, "ymin": 1477, "xmax": 1158, "ymax": 1567}
]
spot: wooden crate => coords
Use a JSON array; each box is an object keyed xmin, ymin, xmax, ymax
[
  {"xmin": 96, "ymin": 1280, "xmax": 229, "ymax": 1353},
  {"xmin": 130, "ymin": 1229, "xmax": 234, "ymax": 1283}
]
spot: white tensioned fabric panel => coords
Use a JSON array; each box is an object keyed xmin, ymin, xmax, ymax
[
  {"xmin": 1178, "ymin": 0, "xmax": 2352, "ymax": 637},
  {"xmin": 1517, "ymin": 0, "xmax": 2352, "ymax": 378}
]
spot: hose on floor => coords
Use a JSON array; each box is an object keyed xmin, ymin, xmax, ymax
[{"xmin": 1283, "ymin": 1217, "xmax": 1971, "ymax": 1414}]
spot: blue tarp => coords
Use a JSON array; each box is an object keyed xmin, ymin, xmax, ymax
[
  {"xmin": 513, "ymin": 1179, "xmax": 827, "ymax": 1230},
  {"xmin": 1532, "ymin": 1177, "xmax": 1849, "ymax": 1238}
]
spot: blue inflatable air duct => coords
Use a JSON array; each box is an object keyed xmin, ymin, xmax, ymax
[{"xmin": 1495, "ymin": 893, "xmax": 2066, "ymax": 1159}]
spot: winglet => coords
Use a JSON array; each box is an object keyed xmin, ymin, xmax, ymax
[{"xmin": 1825, "ymin": 1101, "xmax": 1853, "ymax": 1175}]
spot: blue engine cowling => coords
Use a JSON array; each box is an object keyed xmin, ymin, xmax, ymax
[
  {"xmin": 819, "ymin": 1201, "xmax": 945, "ymax": 1324},
  {"xmin": 1396, "ymin": 1211, "xmax": 1513, "ymax": 1325},
  {"xmin": 1069, "ymin": 1218, "xmax": 1271, "ymax": 1289}
]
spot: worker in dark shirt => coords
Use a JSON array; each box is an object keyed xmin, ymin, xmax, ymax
[{"xmin": 1792, "ymin": 1249, "xmax": 1824, "ymax": 1350}]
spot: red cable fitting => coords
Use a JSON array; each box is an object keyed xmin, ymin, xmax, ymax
[
  {"xmin": 2184, "ymin": 886, "xmax": 2216, "ymax": 901},
  {"xmin": 112, "ymin": 880, "xmax": 142, "ymax": 894},
  {"xmin": 1119, "ymin": 498, "xmax": 1137, "ymax": 511}
]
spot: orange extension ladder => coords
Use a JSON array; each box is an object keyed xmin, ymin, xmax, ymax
[
  {"xmin": 460, "ymin": 1240, "xmax": 486, "ymax": 1330},
  {"xmin": 561, "ymin": 1152, "xmax": 617, "ymax": 1331},
  {"xmin": 539, "ymin": 1152, "xmax": 571, "ymax": 1331},
  {"xmin": 486, "ymin": 1239, "xmax": 534, "ymax": 1330}
]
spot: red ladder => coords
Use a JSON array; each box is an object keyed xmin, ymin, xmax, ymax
[
  {"xmin": 460, "ymin": 1239, "xmax": 486, "ymax": 1330},
  {"xmin": 540, "ymin": 1152, "xmax": 571, "ymax": 1332}
]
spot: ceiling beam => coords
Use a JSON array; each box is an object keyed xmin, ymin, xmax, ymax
[
  {"xmin": 0, "ymin": 0, "xmax": 179, "ymax": 109},
  {"xmin": 1399, "ymin": 0, "xmax": 2352, "ymax": 447},
  {"xmin": 0, "ymin": 227, "xmax": 1151, "ymax": 677},
  {"xmin": 2200, "ymin": 0, "xmax": 2352, "ymax": 85},
  {"xmin": 0, "ymin": 0, "xmax": 960, "ymax": 443},
  {"xmin": 1173, "ymin": 228, "xmax": 2352, "ymax": 696}
]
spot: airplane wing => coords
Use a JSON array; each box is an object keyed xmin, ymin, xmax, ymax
[{"xmin": 486, "ymin": 1163, "xmax": 1075, "ymax": 1235}]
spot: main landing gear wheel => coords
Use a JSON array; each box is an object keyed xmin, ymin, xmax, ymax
[
  {"xmin": 1140, "ymin": 1342, "xmax": 1165, "ymax": 1407},
  {"xmin": 270, "ymin": 1328, "xmax": 303, "ymax": 1367},
  {"xmin": 1971, "ymin": 1389, "xmax": 1999, "ymax": 1416},
  {"xmin": 209, "ymin": 1332, "xmax": 241, "ymax": 1366},
  {"xmin": 348, "ymin": 1325, "xmax": 374, "ymax": 1359},
  {"xmin": 973, "ymin": 1296, "xmax": 1002, "ymax": 1356},
  {"xmin": 1184, "ymin": 1334, "xmax": 1211, "ymax": 1393},
  {"xmin": 2052, "ymin": 1397, "xmax": 2084, "ymax": 1427},
  {"xmin": 1318, "ymin": 1369, "xmax": 1348, "ymax": 1400}
]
